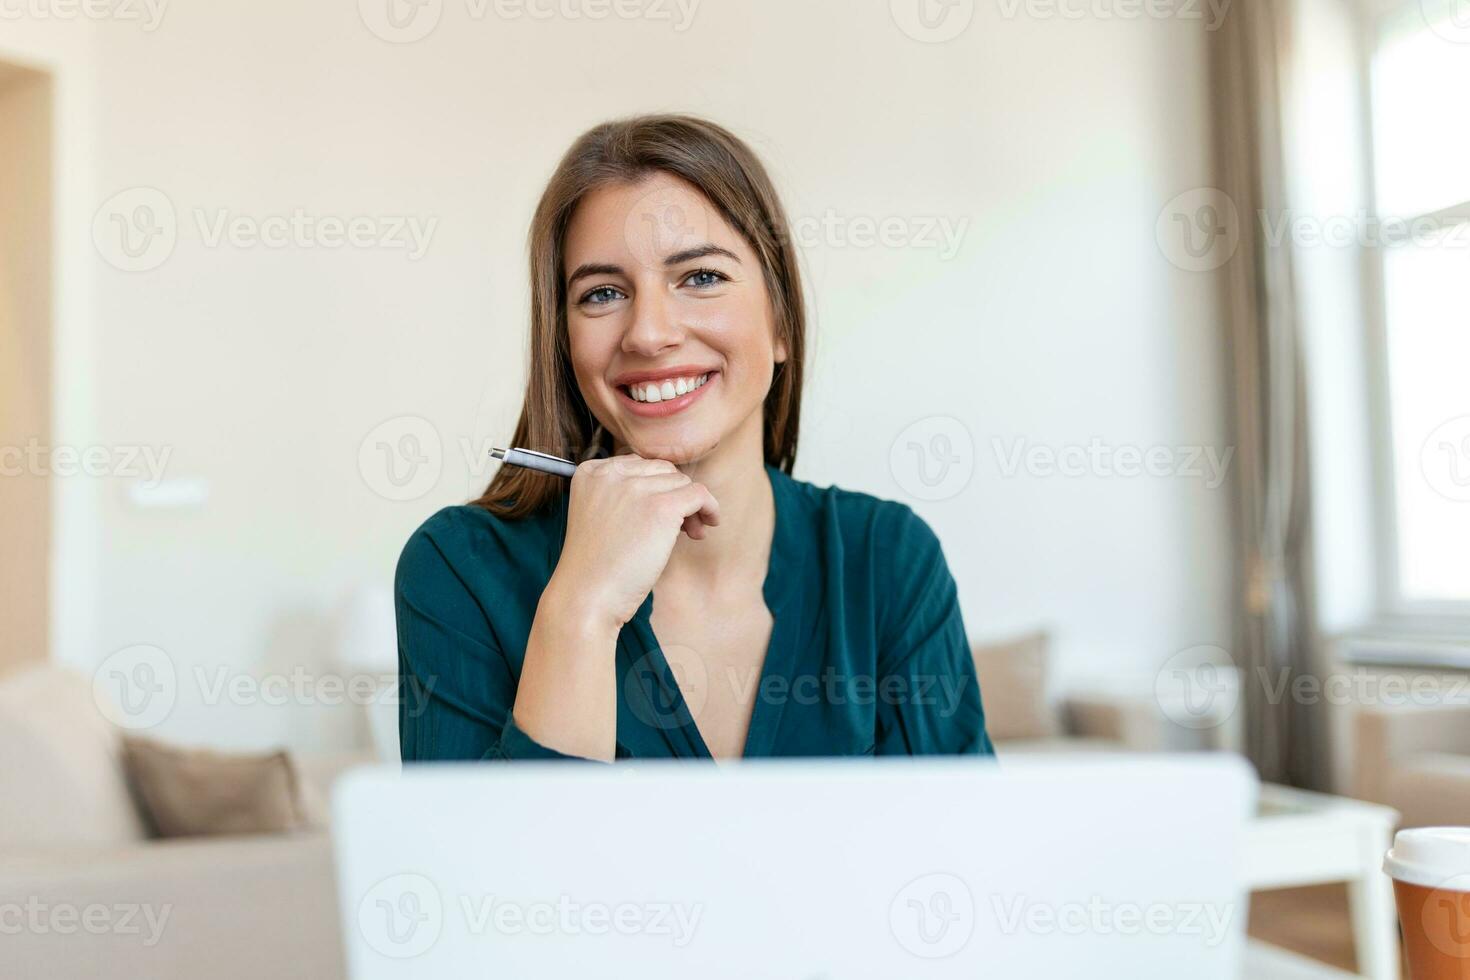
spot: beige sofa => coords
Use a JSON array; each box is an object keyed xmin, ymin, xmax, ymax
[
  {"xmin": 1354, "ymin": 701, "xmax": 1470, "ymax": 828},
  {"xmin": 988, "ymin": 689, "xmax": 1239, "ymax": 754},
  {"xmin": 0, "ymin": 665, "xmax": 366, "ymax": 980},
  {"xmin": 973, "ymin": 631, "xmax": 1242, "ymax": 755}
]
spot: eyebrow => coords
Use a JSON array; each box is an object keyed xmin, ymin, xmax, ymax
[{"xmin": 565, "ymin": 242, "xmax": 741, "ymax": 288}]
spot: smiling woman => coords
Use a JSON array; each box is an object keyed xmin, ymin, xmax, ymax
[{"xmin": 394, "ymin": 113, "xmax": 993, "ymax": 763}]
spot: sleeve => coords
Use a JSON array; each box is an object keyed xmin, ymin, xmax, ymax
[
  {"xmin": 395, "ymin": 516, "xmax": 595, "ymax": 763},
  {"xmin": 872, "ymin": 504, "xmax": 995, "ymax": 757}
]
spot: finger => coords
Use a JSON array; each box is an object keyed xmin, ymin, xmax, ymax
[
  {"xmin": 604, "ymin": 454, "xmax": 680, "ymax": 478},
  {"xmin": 694, "ymin": 483, "xmax": 720, "ymax": 527},
  {"xmin": 636, "ymin": 471, "xmax": 693, "ymax": 495},
  {"xmin": 662, "ymin": 482, "xmax": 720, "ymax": 529}
]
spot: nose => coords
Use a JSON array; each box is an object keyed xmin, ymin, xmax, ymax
[{"xmin": 620, "ymin": 285, "xmax": 685, "ymax": 358}]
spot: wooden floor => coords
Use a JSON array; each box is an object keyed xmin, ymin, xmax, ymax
[{"xmin": 1249, "ymin": 884, "xmax": 1404, "ymax": 975}]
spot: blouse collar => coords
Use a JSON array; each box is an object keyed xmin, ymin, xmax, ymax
[
  {"xmin": 762, "ymin": 461, "xmax": 802, "ymax": 615},
  {"xmin": 602, "ymin": 460, "xmax": 801, "ymax": 625}
]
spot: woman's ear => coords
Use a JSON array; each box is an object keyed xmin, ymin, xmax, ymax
[{"xmin": 774, "ymin": 334, "xmax": 788, "ymax": 365}]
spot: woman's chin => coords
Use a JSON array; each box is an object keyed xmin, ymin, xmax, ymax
[{"xmin": 620, "ymin": 435, "xmax": 720, "ymax": 466}]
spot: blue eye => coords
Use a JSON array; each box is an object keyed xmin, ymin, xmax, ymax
[
  {"xmin": 684, "ymin": 268, "xmax": 728, "ymax": 289},
  {"xmin": 581, "ymin": 285, "xmax": 625, "ymax": 306}
]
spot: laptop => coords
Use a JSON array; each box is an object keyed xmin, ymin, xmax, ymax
[{"xmin": 333, "ymin": 754, "xmax": 1256, "ymax": 979}]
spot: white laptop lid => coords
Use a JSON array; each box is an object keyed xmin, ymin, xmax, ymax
[{"xmin": 334, "ymin": 754, "xmax": 1256, "ymax": 979}]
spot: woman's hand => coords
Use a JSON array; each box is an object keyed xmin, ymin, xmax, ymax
[
  {"xmin": 548, "ymin": 453, "xmax": 721, "ymax": 636},
  {"xmin": 513, "ymin": 453, "xmax": 718, "ymax": 760}
]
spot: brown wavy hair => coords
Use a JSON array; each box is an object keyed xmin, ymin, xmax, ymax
[{"xmin": 473, "ymin": 113, "xmax": 806, "ymax": 519}]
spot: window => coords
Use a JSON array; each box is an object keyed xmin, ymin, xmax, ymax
[{"xmin": 1366, "ymin": 2, "xmax": 1470, "ymax": 612}]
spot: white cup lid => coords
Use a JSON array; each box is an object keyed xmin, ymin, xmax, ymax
[{"xmin": 1383, "ymin": 827, "xmax": 1470, "ymax": 889}]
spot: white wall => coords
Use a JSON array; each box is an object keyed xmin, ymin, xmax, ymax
[{"xmin": 70, "ymin": 0, "xmax": 1230, "ymax": 749}]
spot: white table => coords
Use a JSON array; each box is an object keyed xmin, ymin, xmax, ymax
[
  {"xmin": 1243, "ymin": 784, "xmax": 1401, "ymax": 980},
  {"xmin": 1244, "ymin": 939, "xmax": 1362, "ymax": 979}
]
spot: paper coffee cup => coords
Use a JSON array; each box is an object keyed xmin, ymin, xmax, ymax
[{"xmin": 1384, "ymin": 827, "xmax": 1470, "ymax": 979}]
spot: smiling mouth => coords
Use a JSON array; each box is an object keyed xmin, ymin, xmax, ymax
[
  {"xmin": 618, "ymin": 372, "xmax": 713, "ymax": 403},
  {"xmin": 615, "ymin": 371, "xmax": 718, "ymax": 416}
]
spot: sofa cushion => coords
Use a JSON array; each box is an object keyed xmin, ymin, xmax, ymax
[
  {"xmin": 992, "ymin": 735, "xmax": 1117, "ymax": 756},
  {"xmin": 1387, "ymin": 752, "xmax": 1470, "ymax": 829},
  {"xmin": 971, "ymin": 630, "xmax": 1058, "ymax": 740},
  {"xmin": 123, "ymin": 736, "xmax": 323, "ymax": 837},
  {"xmin": 0, "ymin": 665, "xmax": 149, "ymax": 849}
]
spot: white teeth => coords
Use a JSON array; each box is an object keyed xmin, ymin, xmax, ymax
[{"xmin": 626, "ymin": 373, "xmax": 710, "ymax": 403}]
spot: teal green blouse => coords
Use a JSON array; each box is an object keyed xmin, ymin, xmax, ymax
[{"xmin": 396, "ymin": 462, "xmax": 993, "ymax": 762}]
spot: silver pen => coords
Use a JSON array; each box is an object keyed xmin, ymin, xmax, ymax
[{"xmin": 488, "ymin": 446, "xmax": 578, "ymax": 479}]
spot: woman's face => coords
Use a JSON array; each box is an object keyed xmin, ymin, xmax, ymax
[{"xmin": 562, "ymin": 172, "xmax": 786, "ymax": 465}]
